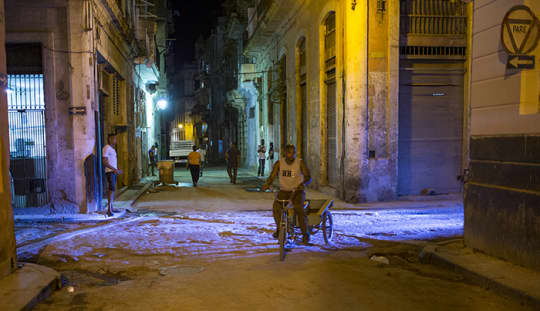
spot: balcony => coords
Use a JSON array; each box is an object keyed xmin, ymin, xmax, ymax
[
  {"xmin": 400, "ymin": 0, "xmax": 467, "ymax": 48},
  {"xmin": 244, "ymin": 0, "xmax": 292, "ymax": 54}
]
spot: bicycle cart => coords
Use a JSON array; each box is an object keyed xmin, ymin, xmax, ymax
[{"xmin": 277, "ymin": 196, "xmax": 334, "ymax": 261}]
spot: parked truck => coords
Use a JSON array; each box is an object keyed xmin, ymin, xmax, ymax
[{"xmin": 169, "ymin": 140, "xmax": 194, "ymax": 164}]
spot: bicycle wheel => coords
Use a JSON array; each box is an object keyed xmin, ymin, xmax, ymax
[
  {"xmin": 279, "ymin": 211, "xmax": 288, "ymax": 261},
  {"xmin": 322, "ymin": 211, "xmax": 334, "ymax": 244}
]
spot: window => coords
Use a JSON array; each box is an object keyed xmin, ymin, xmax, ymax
[{"xmin": 324, "ymin": 12, "xmax": 336, "ymax": 75}]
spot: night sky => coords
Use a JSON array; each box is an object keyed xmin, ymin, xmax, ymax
[{"xmin": 171, "ymin": 0, "xmax": 224, "ymax": 65}]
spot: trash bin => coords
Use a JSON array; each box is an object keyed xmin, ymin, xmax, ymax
[{"xmin": 158, "ymin": 160, "xmax": 176, "ymax": 185}]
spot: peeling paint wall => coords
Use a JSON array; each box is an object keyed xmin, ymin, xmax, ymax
[
  {"xmin": 0, "ymin": 0, "xmax": 17, "ymax": 278},
  {"xmin": 5, "ymin": 0, "xmax": 143, "ymax": 213},
  {"xmin": 363, "ymin": 0, "xmax": 399, "ymax": 202},
  {"xmin": 5, "ymin": 0, "xmax": 78, "ymax": 211}
]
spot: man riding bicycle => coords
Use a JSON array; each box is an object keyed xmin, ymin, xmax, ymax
[{"xmin": 262, "ymin": 144, "xmax": 312, "ymax": 244}]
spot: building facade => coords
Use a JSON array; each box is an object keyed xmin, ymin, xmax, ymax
[
  {"xmin": 4, "ymin": 0, "xmax": 172, "ymax": 213},
  {"xmin": 465, "ymin": 0, "xmax": 540, "ymax": 270},
  {"xmin": 194, "ymin": 17, "xmax": 237, "ymax": 163},
  {"xmin": 238, "ymin": 0, "xmax": 468, "ymax": 201}
]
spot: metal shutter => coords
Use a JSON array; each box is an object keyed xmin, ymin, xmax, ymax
[{"xmin": 398, "ymin": 65, "xmax": 464, "ymax": 195}]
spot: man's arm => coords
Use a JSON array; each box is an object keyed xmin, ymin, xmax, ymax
[
  {"xmin": 298, "ymin": 159, "xmax": 312, "ymax": 189},
  {"xmin": 102, "ymin": 156, "xmax": 121, "ymax": 174},
  {"xmin": 262, "ymin": 160, "xmax": 280, "ymax": 190}
]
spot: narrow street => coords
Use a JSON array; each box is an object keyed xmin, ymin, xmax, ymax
[{"xmin": 14, "ymin": 167, "xmax": 530, "ymax": 310}]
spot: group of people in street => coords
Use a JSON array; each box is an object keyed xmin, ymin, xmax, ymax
[{"xmin": 102, "ymin": 136, "xmax": 311, "ymax": 244}]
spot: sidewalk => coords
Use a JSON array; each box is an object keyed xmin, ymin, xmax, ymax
[
  {"xmin": 249, "ymin": 169, "xmax": 462, "ymax": 211},
  {"xmin": 421, "ymin": 239, "xmax": 540, "ymax": 309},
  {"xmin": 14, "ymin": 181, "xmax": 152, "ymax": 222}
]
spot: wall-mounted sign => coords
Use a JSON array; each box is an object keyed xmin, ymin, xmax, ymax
[
  {"xmin": 501, "ymin": 5, "xmax": 540, "ymax": 69},
  {"xmin": 69, "ymin": 106, "xmax": 87, "ymax": 115},
  {"xmin": 507, "ymin": 54, "xmax": 535, "ymax": 69}
]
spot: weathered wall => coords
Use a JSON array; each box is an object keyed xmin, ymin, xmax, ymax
[
  {"xmin": 5, "ymin": 0, "xmax": 78, "ymax": 212},
  {"xmin": 466, "ymin": 0, "xmax": 540, "ymax": 270},
  {"xmin": 247, "ymin": 0, "xmax": 385, "ymax": 201},
  {"xmin": 94, "ymin": 1, "xmax": 136, "ymax": 189},
  {"xmin": 0, "ymin": 0, "xmax": 17, "ymax": 278},
  {"xmin": 68, "ymin": 0, "xmax": 98, "ymax": 213},
  {"xmin": 363, "ymin": 0, "xmax": 399, "ymax": 202},
  {"xmin": 243, "ymin": 0, "xmax": 400, "ymax": 201}
]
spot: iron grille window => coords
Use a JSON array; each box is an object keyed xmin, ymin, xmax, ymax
[
  {"xmin": 400, "ymin": 45, "xmax": 466, "ymax": 56},
  {"xmin": 7, "ymin": 74, "xmax": 49, "ymax": 207},
  {"xmin": 113, "ymin": 76, "xmax": 120, "ymax": 116},
  {"xmin": 400, "ymin": 0, "xmax": 467, "ymax": 35},
  {"xmin": 325, "ymin": 12, "xmax": 336, "ymax": 74}
]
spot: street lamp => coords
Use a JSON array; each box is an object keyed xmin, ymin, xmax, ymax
[
  {"xmin": 178, "ymin": 123, "xmax": 183, "ymax": 129},
  {"xmin": 157, "ymin": 99, "xmax": 167, "ymax": 110}
]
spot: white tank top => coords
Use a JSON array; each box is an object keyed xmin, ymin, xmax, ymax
[{"xmin": 279, "ymin": 157, "xmax": 303, "ymax": 191}]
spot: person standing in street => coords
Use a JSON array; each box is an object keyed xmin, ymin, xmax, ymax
[
  {"xmin": 267, "ymin": 142, "xmax": 274, "ymax": 163},
  {"xmin": 148, "ymin": 144, "xmax": 157, "ymax": 176},
  {"xmin": 225, "ymin": 142, "xmax": 241, "ymax": 184},
  {"xmin": 102, "ymin": 133, "xmax": 122, "ymax": 217},
  {"xmin": 199, "ymin": 144, "xmax": 206, "ymax": 177},
  {"xmin": 257, "ymin": 139, "xmax": 266, "ymax": 176},
  {"xmin": 187, "ymin": 145, "xmax": 201, "ymax": 187}
]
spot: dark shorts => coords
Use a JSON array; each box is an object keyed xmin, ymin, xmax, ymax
[{"xmin": 105, "ymin": 172, "xmax": 117, "ymax": 192}]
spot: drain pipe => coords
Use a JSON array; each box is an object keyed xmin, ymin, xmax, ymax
[{"xmin": 90, "ymin": 1, "xmax": 104, "ymax": 211}]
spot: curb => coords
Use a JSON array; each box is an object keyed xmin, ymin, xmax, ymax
[
  {"xmin": 420, "ymin": 245, "xmax": 540, "ymax": 309},
  {"xmin": 130, "ymin": 182, "xmax": 153, "ymax": 207},
  {"xmin": 1, "ymin": 263, "xmax": 61, "ymax": 311}
]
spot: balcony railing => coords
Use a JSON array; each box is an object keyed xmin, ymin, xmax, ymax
[
  {"xmin": 247, "ymin": 0, "xmax": 274, "ymax": 39},
  {"xmin": 400, "ymin": 0, "xmax": 467, "ymax": 35}
]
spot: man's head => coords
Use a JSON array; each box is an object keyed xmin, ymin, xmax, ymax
[
  {"xmin": 285, "ymin": 144, "xmax": 296, "ymax": 162},
  {"xmin": 231, "ymin": 142, "xmax": 237, "ymax": 149},
  {"xmin": 192, "ymin": 145, "xmax": 197, "ymax": 151},
  {"xmin": 261, "ymin": 139, "xmax": 265, "ymax": 145},
  {"xmin": 108, "ymin": 134, "xmax": 117, "ymax": 147}
]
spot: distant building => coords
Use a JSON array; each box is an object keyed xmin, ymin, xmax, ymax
[{"xmin": 193, "ymin": 16, "xmax": 240, "ymax": 163}]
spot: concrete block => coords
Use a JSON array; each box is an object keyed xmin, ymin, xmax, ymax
[{"xmin": 0, "ymin": 263, "xmax": 61, "ymax": 311}]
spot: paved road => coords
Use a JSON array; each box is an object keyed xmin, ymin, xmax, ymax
[{"xmin": 20, "ymin": 167, "xmax": 531, "ymax": 310}]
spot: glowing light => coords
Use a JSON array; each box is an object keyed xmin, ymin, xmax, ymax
[
  {"xmin": 157, "ymin": 99, "xmax": 167, "ymax": 110},
  {"xmin": 178, "ymin": 123, "xmax": 183, "ymax": 129}
]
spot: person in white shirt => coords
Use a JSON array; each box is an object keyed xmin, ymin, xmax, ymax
[
  {"xmin": 262, "ymin": 144, "xmax": 312, "ymax": 244},
  {"xmin": 198, "ymin": 144, "xmax": 206, "ymax": 177},
  {"xmin": 102, "ymin": 134, "xmax": 122, "ymax": 217},
  {"xmin": 257, "ymin": 139, "xmax": 266, "ymax": 176}
]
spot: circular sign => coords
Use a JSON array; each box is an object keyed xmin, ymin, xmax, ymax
[{"xmin": 501, "ymin": 5, "xmax": 540, "ymax": 55}]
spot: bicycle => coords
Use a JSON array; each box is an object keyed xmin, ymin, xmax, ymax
[
  {"xmin": 276, "ymin": 192, "xmax": 297, "ymax": 261},
  {"xmin": 274, "ymin": 190, "xmax": 334, "ymax": 261}
]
